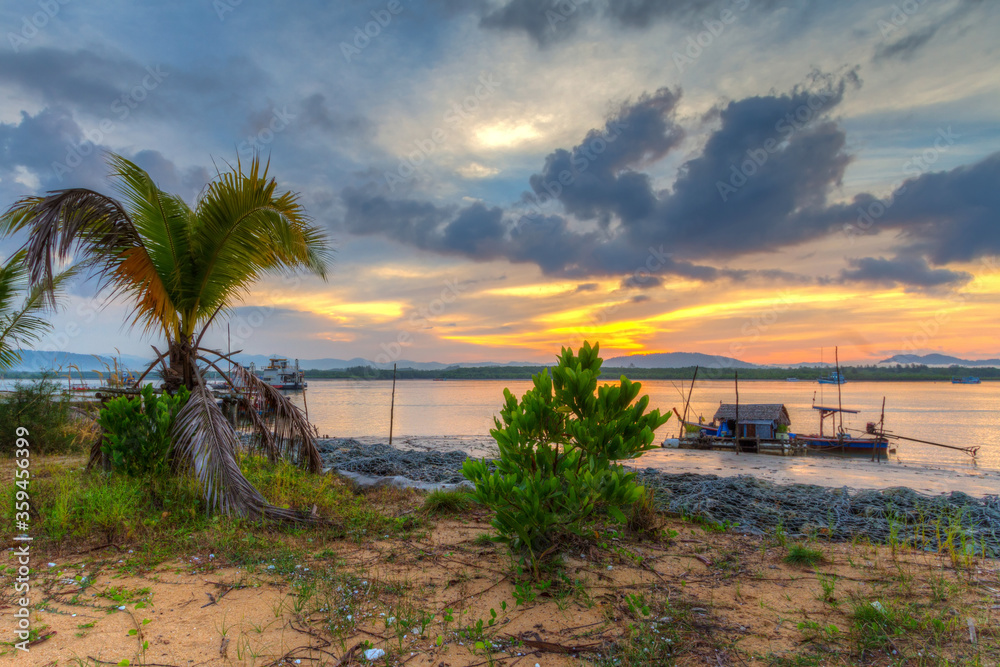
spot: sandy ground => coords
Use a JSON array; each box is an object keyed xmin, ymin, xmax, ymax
[
  {"xmin": 4, "ymin": 514, "xmax": 998, "ymax": 666},
  {"xmin": 374, "ymin": 435, "xmax": 1000, "ymax": 497}
]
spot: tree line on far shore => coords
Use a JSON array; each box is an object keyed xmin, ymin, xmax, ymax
[{"xmin": 292, "ymin": 364, "xmax": 1000, "ymax": 382}]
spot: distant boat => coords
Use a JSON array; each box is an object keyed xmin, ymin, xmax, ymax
[
  {"xmin": 951, "ymin": 376, "xmax": 981, "ymax": 384},
  {"xmin": 818, "ymin": 371, "xmax": 846, "ymax": 385},
  {"xmin": 786, "ymin": 377, "xmax": 800, "ymax": 382},
  {"xmin": 252, "ymin": 358, "xmax": 307, "ymax": 390}
]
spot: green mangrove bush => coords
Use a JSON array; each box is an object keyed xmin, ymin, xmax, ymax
[
  {"xmin": 98, "ymin": 385, "xmax": 189, "ymax": 476},
  {"xmin": 0, "ymin": 377, "xmax": 91, "ymax": 455},
  {"xmin": 463, "ymin": 341, "xmax": 670, "ymax": 570}
]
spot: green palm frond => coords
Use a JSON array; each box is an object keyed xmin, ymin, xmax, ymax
[
  {"xmin": 0, "ymin": 250, "xmax": 79, "ymax": 371},
  {"xmin": 187, "ymin": 154, "xmax": 332, "ymax": 332},
  {"xmin": 1, "ymin": 181, "xmax": 177, "ymax": 337},
  {"xmin": 2, "ymin": 152, "xmax": 332, "ymax": 520}
]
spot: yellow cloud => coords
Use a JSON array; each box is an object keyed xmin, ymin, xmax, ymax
[{"xmin": 483, "ymin": 281, "xmax": 613, "ymax": 298}]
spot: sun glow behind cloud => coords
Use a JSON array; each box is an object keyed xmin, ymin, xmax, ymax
[{"xmin": 474, "ymin": 121, "xmax": 541, "ymax": 148}]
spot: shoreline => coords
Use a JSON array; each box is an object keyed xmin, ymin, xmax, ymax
[
  {"xmin": 317, "ymin": 436, "xmax": 1000, "ymax": 552},
  {"xmin": 332, "ymin": 435, "xmax": 1000, "ymax": 497}
]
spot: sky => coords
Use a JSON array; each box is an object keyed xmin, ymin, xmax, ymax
[{"xmin": 1, "ymin": 0, "xmax": 999, "ymax": 366}]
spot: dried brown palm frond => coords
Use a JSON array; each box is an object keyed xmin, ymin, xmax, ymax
[
  {"xmin": 228, "ymin": 362, "xmax": 322, "ymax": 473},
  {"xmin": 171, "ymin": 383, "xmax": 313, "ymax": 522}
]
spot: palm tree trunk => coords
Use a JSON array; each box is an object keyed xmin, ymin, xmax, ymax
[{"xmin": 163, "ymin": 338, "xmax": 196, "ymax": 394}]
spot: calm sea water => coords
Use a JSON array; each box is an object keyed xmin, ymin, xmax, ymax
[
  {"xmin": 286, "ymin": 379, "xmax": 1000, "ymax": 471},
  {"xmin": 5, "ymin": 377, "xmax": 996, "ymax": 470}
]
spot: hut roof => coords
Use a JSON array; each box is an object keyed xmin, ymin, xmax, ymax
[{"xmin": 713, "ymin": 403, "xmax": 791, "ymax": 425}]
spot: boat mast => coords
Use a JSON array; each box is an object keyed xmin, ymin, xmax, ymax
[
  {"xmin": 835, "ymin": 346, "xmax": 844, "ymax": 439},
  {"xmin": 679, "ymin": 365, "xmax": 699, "ymax": 438}
]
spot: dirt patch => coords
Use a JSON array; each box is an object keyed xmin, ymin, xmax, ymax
[{"xmin": 3, "ymin": 509, "xmax": 998, "ymax": 666}]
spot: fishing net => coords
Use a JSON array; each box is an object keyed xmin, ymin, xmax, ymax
[
  {"xmin": 317, "ymin": 439, "xmax": 472, "ymax": 485},
  {"xmin": 634, "ymin": 470, "xmax": 1000, "ymax": 557},
  {"xmin": 312, "ymin": 440, "xmax": 1000, "ymax": 556}
]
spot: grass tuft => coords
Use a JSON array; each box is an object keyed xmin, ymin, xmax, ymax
[
  {"xmin": 421, "ymin": 489, "xmax": 471, "ymax": 515},
  {"xmin": 783, "ymin": 543, "xmax": 826, "ymax": 567}
]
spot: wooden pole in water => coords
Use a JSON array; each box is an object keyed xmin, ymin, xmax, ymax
[
  {"xmin": 679, "ymin": 365, "xmax": 700, "ymax": 438},
  {"xmin": 389, "ymin": 363, "xmax": 397, "ymax": 445},
  {"xmin": 874, "ymin": 396, "xmax": 886, "ymax": 463},
  {"xmin": 302, "ymin": 379, "xmax": 310, "ymax": 421},
  {"xmin": 734, "ymin": 371, "xmax": 740, "ymax": 455},
  {"xmin": 835, "ymin": 346, "xmax": 844, "ymax": 449}
]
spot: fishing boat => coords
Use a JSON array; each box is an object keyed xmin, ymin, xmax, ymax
[
  {"xmin": 785, "ymin": 377, "xmax": 800, "ymax": 382},
  {"xmin": 66, "ymin": 365, "xmax": 92, "ymax": 392},
  {"xmin": 951, "ymin": 376, "xmax": 981, "ymax": 384},
  {"xmin": 817, "ymin": 371, "xmax": 846, "ymax": 385},
  {"xmin": 798, "ymin": 405, "xmax": 891, "ymax": 453},
  {"xmin": 251, "ymin": 357, "xmax": 307, "ymax": 390}
]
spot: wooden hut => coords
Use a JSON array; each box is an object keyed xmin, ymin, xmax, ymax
[{"xmin": 712, "ymin": 403, "xmax": 791, "ymax": 440}]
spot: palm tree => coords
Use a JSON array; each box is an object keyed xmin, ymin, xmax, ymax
[
  {"xmin": 1, "ymin": 153, "xmax": 333, "ymax": 519},
  {"xmin": 0, "ymin": 250, "xmax": 76, "ymax": 371}
]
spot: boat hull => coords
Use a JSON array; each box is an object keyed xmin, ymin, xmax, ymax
[{"xmin": 798, "ymin": 435, "xmax": 890, "ymax": 451}]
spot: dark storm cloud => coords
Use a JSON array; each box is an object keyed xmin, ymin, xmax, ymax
[
  {"xmin": 525, "ymin": 74, "xmax": 857, "ymax": 259},
  {"xmin": 0, "ymin": 110, "xmax": 211, "ymax": 204},
  {"xmin": 0, "ymin": 107, "xmax": 82, "ymax": 175},
  {"xmin": 528, "ymin": 88, "xmax": 683, "ymax": 225},
  {"xmin": 840, "ymin": 256, "xmax": 971, "ymax": 289},
  {"xmin": 341, "ymin": 184, "xmax": 729, "ymax": 280},
  {"xmin": 0, "ymin": 107, "xmax": 109, "ymax": 195},
  {"xmin": 634, "ymin": 78, "xmax": 857, "ymax": 257},
  {"xmin": 845, "ymin": 151, "xmax": 1000, "ymax": 265},
  {"xmin": 341, "ymin": 74, "xmax": 997, "ymax": 290},
  {"xmin": 442, "ymin": 203, "xmax": 506, "ymax": 254}
]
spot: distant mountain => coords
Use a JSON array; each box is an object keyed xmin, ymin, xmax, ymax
[
  {"xmin": 8, "ymin": 350, "xmax": 151, "ymax": 372},
  {"xmin": 230, "ymin": 354, "xmax": 536, "ymax": 371},
  {"xmin": 5, "ymin": 350, "xmax": 539, "ymax": 374},
  {"xmin": 603, "ymin": 352, "xmax": 757, "ymax": 369},
  {"xmin": 878, "ymin": 353, "xmax": 1000, "ymax": 367}
]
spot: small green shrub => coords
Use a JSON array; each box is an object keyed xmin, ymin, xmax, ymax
[
  {"xmin": 0, "ymin": 378, "xmax": 92, "ymax": 455},
  {"xmin": 98, "ymin": 385, "xmax": 189, "ymax": 476},
  {"xmin": 463, "ymin": 341, "xmax": 669, "ymax": 572}
]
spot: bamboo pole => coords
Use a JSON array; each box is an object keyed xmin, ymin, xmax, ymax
[
  {"xmin": 835, "ymin": 346, "xmax": 844, "ymax": 450},
  {"xmin": 389, "ymin": 363, "xmax": 397, "ymax": 445},
  {"xmin": 679, "ymin": 365, "xmax": 699, "ymax": 438},
  {"xmin": 734, "ymin": 371, "xmax": 740, "ymax": 455},
  {"xmin": 874, "ymin": 396, "xmax": 885, "ymax": 463}
]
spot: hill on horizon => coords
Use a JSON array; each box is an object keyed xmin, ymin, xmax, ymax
[
  {"xmin": 602, "ymin": 352, "xmax": 757, "ymax": 369},
  {"xmin": 221, "ymin": 354, "xmax": 539, "ymax": 372},
  {"xmin": 6, "ymin": 350, "xmax": 151, "ymax": 373},
  {"xmin": 878, "ymin": 353, "xmax": 1000, "ymax": 367}
]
